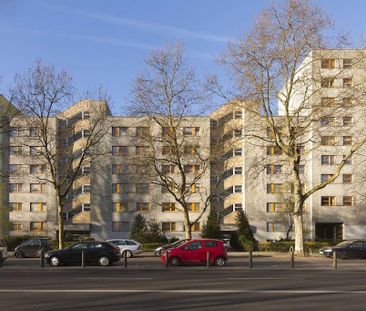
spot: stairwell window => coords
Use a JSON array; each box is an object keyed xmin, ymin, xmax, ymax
[
  {"xmin": 233, "ymin": 203, "xmax": 243, "ymax": 211},
  {"xmin": 234, "ymin": 185, "xmax": 242, "ymax": 193},
  {"xmin": 82, "ymin": 111, "xmax": 90, "ymax": 119},
  {"xmin": 233, "ymin": 110, "xmax": 243, "ymax": 119},
  {"xmin": 82, "ymin": 203, "xmax": 91, "ymax": 211},
  {"xmin": 233, "ymin": 167, "xmax": 243, "ymax": 175},
  {"xmin": 234, "ymin": 148, "xmax": 243, "ymax": 156},
  {"xmin": 82, "ymin": 185, "xmax": 91, "ymax": 193}
]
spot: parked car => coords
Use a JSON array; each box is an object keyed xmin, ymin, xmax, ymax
[
  {"xmin": 154, "ymin": 239, "xmax": 189, "ymax": 256},
  {"xmin": 107, "ymin": 239, "xmax": 143, "ymax": 257},
  {"xmin": 14, "ymin": 238, "xmax": 52, "ymax": 258},
  {"xmin": 45, "ymin": 241, "xmax": 121, "ymax": 266},
  {"xmin": 0, "ymin": 239, "xmax": 8, "ymax": 263},
  {"xmin": 161, "ymin": 239, "xmax": 228, "ymax": 267},
  {"xmin": 319, "ymin": 240, "xmax": 366, "ymax": 259}
]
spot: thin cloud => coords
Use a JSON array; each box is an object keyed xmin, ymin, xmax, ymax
[{"xmin": 37, "ymin": 1, "xmax": 234, "ymax": 43}]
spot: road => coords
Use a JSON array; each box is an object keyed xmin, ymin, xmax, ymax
[{"xmin": 2, "ymin": 255, "xmax": 366, "ymax": 310}]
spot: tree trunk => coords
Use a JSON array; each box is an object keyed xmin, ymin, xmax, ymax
[
  {"xmin": 56, "ymin": 194, "xmax": 64, "ymax": 249},
  {"xmin": 183, "ymin": 208, "xmax": 192, "ymax": 240},
  {"xmin": 293, "ymin": 213, "xmax": 304, "ymax": 255}
]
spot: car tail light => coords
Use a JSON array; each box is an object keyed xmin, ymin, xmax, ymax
[{"xmin": 112, "ymin": 247, "xmax": 119, "ymax": 254}]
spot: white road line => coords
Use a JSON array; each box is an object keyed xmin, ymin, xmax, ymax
[
  {"xmin": 0, "ymin": 289, "xmax": 365, "ymax": 294},
  {"xmin": 226, "ymin": 278, "xmax": 305, "ymax": 280},
  {"xmin": 74, "ymin": 277, "xmax": 152, "ymax": 281}
]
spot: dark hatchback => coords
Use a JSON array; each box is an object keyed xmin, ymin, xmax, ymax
[
  {"xmin": 14, "ymin": 238, "xmax": 52, "ymax": 258},
  {"xmin": 319, "ymin": 240, "xmax": 366, "ymax": 259},
  {"xmin": 45, "ymin": 241, "xmax": 121, "ymax": 266}
]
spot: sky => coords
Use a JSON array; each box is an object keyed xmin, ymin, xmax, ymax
[{"xmin": 1, "ymin": 0, "xmax": 366, "ymax": 115}]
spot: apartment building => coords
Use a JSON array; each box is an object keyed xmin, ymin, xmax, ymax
[{"xmin": 3, "ymin": 49, "xmax": 366, "ymax": 242}]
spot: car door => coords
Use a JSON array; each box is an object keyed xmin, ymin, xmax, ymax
[
  {"xmin": 87, "ymin": 242, "xmax": 105, "ymax": 264},
  {"xmin": 180, "ymin": 241, "xmax": 203, "ymax": 264},
  {"xmin": 346, "ymin": 241, "xmax": 363, "ymax": 258},
  {"xmin": 361, "ymin": 242, "xmax": 366, "ymax": 259},
  {"xmin": 68, "ymin": 242, "xmax": 88, "ymax": 264},
  {"xmin": 22, "ymin": 239, "xmax": 38, "ymax": 257}
]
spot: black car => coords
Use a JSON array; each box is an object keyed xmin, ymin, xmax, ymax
[
  {"xmin": 45, "ymin": 241, "xmax": 121, "ymax": 266},
  {"xmin": 14, "ymin": 238, "xmax": 52, "ymax": 258},
  {"xmin": 319, "ymin": 240, "xmax": 366, "ymax": 259}
]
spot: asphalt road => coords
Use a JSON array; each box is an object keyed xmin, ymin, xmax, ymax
[{"xmin": 2, "ymin": 255, "xmax": 366, "ymax": 310}]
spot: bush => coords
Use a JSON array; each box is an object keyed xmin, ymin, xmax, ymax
[
  {"xmin": 130, "ymin": 214, "xmax": 148, "ymax": 242},
  {"xmin": 236, "ymin": 210, "xmax": 256, "ymax": 251},
  {"xmin": 257, "ymin": 240, "xmax": 340, "ymax": 253},
  {"xmin": 145, "ymin": 218, "xmax": 167, "ymax": 243},
  {"xmin": 201, "ymin": 209, "xmax": 221, "ymax": 239}
]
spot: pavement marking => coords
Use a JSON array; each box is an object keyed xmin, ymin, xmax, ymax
[
  {"xmin": 226, "ymin": 278, "xmax": 305, "ymax": 280},
  {"xmin": 74, "ymin": 277, "xmax": 153, "ymax": 281},
  {"xmin": 0, "ymin": 289, "xmax": 365, "ymax": 294}
]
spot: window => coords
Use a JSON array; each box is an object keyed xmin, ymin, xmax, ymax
[
  {"xmin": 267, "ymin": 146, "xmax": 282, "ymax": 155},
  {"xmin": 191, "ymin": 222, "xmax": 200, "ymax": 232},
  {"xmin": 112, "ymin": 164, "xmax": 124, "ymax": 174},
  {"xmin": 30, "ymin": 183, "xmax": 44, "ymax": 193},
  {"xmin": 30, "ymin": 222, "xmax": 44, "ymax": 231},
  {"xmin": 320, "ymin": 117, "xmax": 335, "ymax": 126},
  {"xmin": 9, "ymin": 183, "xmax": 23, "ymax": 193},
  {"xmin": 112, "ymin": 183, "xmax": 130, "ymax": 194},
  {"xmin": 136, "ymin": 127, "xmax": 149, "ymax": 137},
  {"xmin": 136, "ymin": 183, "xmax": 149, "ymax": 194},
  {"xmin": 162, "ymin": 146, "xmax": 173, "ymax": 155},
  {"xmin": 233, "ymin": 167, "xmax": 243, "ymax": 175},
  {"xmin": 30, "ymin": 202, "xmax": 46, "ymax": 212},
  {"xmin": 233, "ymin": 110, "xmax": 243, "ymax": 119},
  {"xmin": 82, "ymin": 184, "xmax": 91, "ymax": 193},
  {"xmin": 112, "ymin": 222, "xmax": 130, "ymax": 232},
  {"xmin": 112, "ymin": 146, "xmax": 128, "ymax": 156},
  {"xmin": 82, "ymin": 203, "xmax": 91, "ymax": 211},
  {"xmin": 343, "ymin": 174, "xmax": 352, "ymax": 183},
  {"xmin": 9, "ymin": 164, "xmax": 20, "ymax": 174},
  {"xmin": 205, "ymin": 241, "xmax": 218, "ymax": 248},
  {"xmin": 343, "ymin": 78, "xmax": 352, "ymax": 88},
  {"xmin": 82, "ymin": 166, "xmax": 90, "ymax": 175},
  {"xmin": 267, "ymin": 202, "xmax": 285, "ymax": 212},
  {"xmin": 343, "ymin": 196, "xmax": 353, "ymax": 206},
  {"xmin": 137, "ymin": 202, "xmax": 150, "ymax": 212},
  {"xmin": 162, "ymin": 127, "xmax": 174, "ymax": 138},
  {"xmin": 187, "ymin": 202, "xmax": 200, "ymax": 212},
  {"xmin": 321, "ymin": 155, "xmax": 335, "ymax": 165},
  {"xmin": 184, "ymin": 145, "xmax": 199, "ymax": 155},
  {"xmin": 183, "ymin": 127, "xmax": 200, "ymax": 136},
  {"xmin": 190, "ymin": 183, "xmax": 200, "ymax": 193},
  {"xmin": 233, "ymin": 129, "xmax": 242, "ymax": 138},
  {"xmin": 267, "ymin": 222, "xmax": 286, "ymax": 232},
  {"xmin": 162, "ymin": 222, "xmax": 176, "ymax": 232},
  {"xmin": 321, "ymin": 174, "xmax": 333, "ymax": 183},
  {"xmin": 136, "ymin": 146, "xmax": 149, "ymax": 155},
  {"xmin": 184, "ymin": 164, "xmax": 200, "ymax": 174},
  {"xmin": 343, "ymin": 59, "xmax": 352, "ymax": 69},
  {"xmin": 321, "ymin": 196, "xmax": 336, "ymax": 206},
  {"xmin": 162, "ymin": 203, "xmax": 176, "ymax": 212},
  {"xmin": 10, "ymin": 146, "xmax": 22, "ymax": 155},
  {"xmin": 297, "ymin": 165, "xmax": 305, "ymax": 174},
  {"xmin": 266, "ymin": 164, "xmax": 282, "ymax": 174},
  {"xmin": 82, "ymin": 130, "xmax": 90, "ymax": 138},
  {"xmin": 185, "ymin": 241, "xmax": 202, "ymax": 249},
  {"xmin": 29, "ymin": 127, "xmax": 38, "ymax": 137},
  {"xmin": 9, "ymin": 127, "xmax": 19, "ymax": 137},
  {"xmin": 267, "ymin": 183, "xmax": 284, "ymax": 194},
  {"xmin": 321, "ymin": 78, "xmax": 335, "ymax": 88},
  {"xmin": 12, "ymin": 222, "xmax": 23, "ymax": 231},
  {"xmin": 162, "ymin": 164, "xmax": 175, "ymax": 174},
  {"xmin": 30, "ymin": 146, "xmax": 43, "ymax": 156},
  {"xmin": 343, "ymin": 136, "xmax": 352, "ymax": 146},
  {"xmin": 321, "ymin": 136, "xmax": 336, "ymax": 146},
  {"xmin": 30, "ymin": 164, "xmax": 46, "ymax": 174},
  {"xmin": 343, "ymin": 117, "xmax": 353, "ymax": 126},
  {"xmin": 321, "ymin": 59, "xmax": 335, "ymax": 69},
  {"xmin": 112, "ymin": 127, "xmax": 128, "ymax": 137},
  {"xmin": 234, "ymin": 148, "xmax": 242, "ymax": 156},
  {"xmin": 343, "ymin": 155, "xmax": 352, "ymax": 165},
  {"xmin": 113, "ymin": 202, "xmax": 129, "ymax": 212},
  {"xmin": 82, "ymin": 111, "xmax": 90, "ymax": 119},
  {"xmin": 234, "ymin": 185, "xmax": 242, "ymax": 193},
  {"xmin": 9, "ymin": 202, "xmax": 22, "ymax": 211},
  {"xmin": 233, "ymin": 203, "xmax": 243, "ymax": 211}
]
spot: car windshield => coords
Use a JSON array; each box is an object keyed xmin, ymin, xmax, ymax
[{"xmin": 335, "ymin": 241, "xmax": 353, "ymax": 248}]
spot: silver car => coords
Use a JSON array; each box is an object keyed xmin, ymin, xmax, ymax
[
  {"xmin": 107, "ymin": 239, "xmax": 143, "ymax": 257},
  {"xmin": 0, "ymin": 239, "xmax": 8, "ymax": 263}
]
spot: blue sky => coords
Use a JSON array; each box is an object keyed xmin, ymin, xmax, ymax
[{"xmin": 1, "ymin": 0, "xmax": 366, "ymax": 114}]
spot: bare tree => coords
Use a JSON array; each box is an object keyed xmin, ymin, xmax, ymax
[
  {"xmin": 129, "ymin": 43, "xmax": 219, "ymax": 239},
  {"xmin": 216, "ymin": 0, "xmax": 366, "ymax": 254},
  {"xmin": 9, "ymin": 60, "xmax": 110, "ymax": 248}
]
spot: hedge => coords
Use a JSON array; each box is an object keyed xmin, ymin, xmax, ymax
[{"xmin": 257, "ymin": 240, "xmax": 341, "ymax": 253}]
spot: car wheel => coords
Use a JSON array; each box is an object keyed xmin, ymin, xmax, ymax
[
  {"xmin": 336, "ymin": 251, "xmax": 345, "ymax": 259},
  {"xmin": 14, "ymin": 251, "xmax": 24, "ymax": 258},
  {"xmin": 214, "ymin": 257, "xmax": 226, "ymax": 267},
  {"xmin": 98, "ymin": 256, "xmax": 110, "ymax": 266},
  {"xmin": 123, "ymin": 250, "xmax": 133, "ymax": 258},
  {"xmin": 169, "ymin": 257, "xmax": 180, "ymax": 266},
  {"xmin": 50, "ymin": 256, "xmax": 61, "ymax": 267}
]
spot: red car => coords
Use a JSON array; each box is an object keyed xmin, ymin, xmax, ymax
[{"xmin": 161, "ymin": 239, "xmax": 228, "ymax": 267}]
